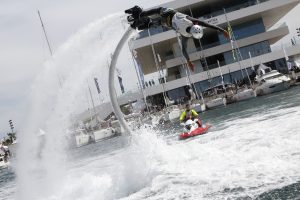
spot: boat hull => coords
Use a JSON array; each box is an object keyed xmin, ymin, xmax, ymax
[
  {"xmin": 193, "ymin": 103, "xmax": 206, "ymax": 113},
  {"xmin": 206, "ymin": 98, "xmax": 226, "ymax": 109},
  {"xmin": 75, "ymin": 133, "xmax": 93, "ymax": 147},
  {"xmin": 179, "ymin": 124, "xmax": 212, "ymax": 140},
  {"xmin": 93, "ymin": 127, "xmax": 117, "ymax": 142},
  {"xmin": 233, "ymin": 89, "xmax": 256, "ymax": 102},
  {"xmin": 255, "ymin": 81, "xmax": 290, "ymax": 96},
  {"xmin": 0, "ymin": 155, "xmax": 10, "ymax": 169}
]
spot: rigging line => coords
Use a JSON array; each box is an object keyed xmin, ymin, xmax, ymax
[
  {"xmin": 38, "ymin": 10, "xmax": 63, "ymax": 88},
  {"xmin": 186, "ymin": 4, "xmax": 208, "ymax": 102},
  {"xmin": 147, "ymin": 28, "xmax": 169, "ymax": 107},
  {"xmin": 223, "ymin": 8, "xmax": 253, "ymax": 87},
  {"xmin": 128, "ymin": 42, "xmax": 151, "ymax": 115},
  {"xmin": 175, "ymin": 33, "xmax": 202, "ymax": 103}
]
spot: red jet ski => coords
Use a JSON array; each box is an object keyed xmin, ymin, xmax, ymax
[{"xmin": 179, "ymin": 119, "xmax": 212, "ymax": 140}]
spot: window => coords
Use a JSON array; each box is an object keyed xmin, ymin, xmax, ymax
[{"xmin": 219, "ymin": 18, "xmax": 266, "ymax": 44}]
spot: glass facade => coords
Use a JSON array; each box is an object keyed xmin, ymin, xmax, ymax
[
  {"xmin": 190, "ymin": 0, "xmax": 269, "ymax": 20},
  {"xmin": 138, "ymin": 26, "xmax": 170, "ymax": 39},
  {"xmin": 219, "ymin": 18, "xmax": 266, "ymax": 44},
  {"xmin": 193, "ymin": 18, "xmax": 267, "ymax": 55},
  {"xmin": 194, "ymin": 67, "xmax": 256, "ymax": 92},
  {"xmin": 265, "ymin": 58, "xmax": 289, "ymax": 74},
  {"xmin": 223, "ymin": 41, "xmax": 271, "ymax": 65},
  {"xmin": 190, "ymin": 41, "xmax": 271, "ymax": 73},
  {"xmin": 167, "ymin": 87, "xmax": 190, "ymax": 103}
]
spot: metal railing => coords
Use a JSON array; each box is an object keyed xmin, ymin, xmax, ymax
[{"xmin": 149, "ymin": 41, "xmax": 300, "ymax": 86}]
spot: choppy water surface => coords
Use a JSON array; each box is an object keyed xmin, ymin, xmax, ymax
[{"xmin": 1, "ymin": 86, "xmax": 300, "ymax": 200}]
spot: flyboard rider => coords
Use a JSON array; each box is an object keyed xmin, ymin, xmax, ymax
[{"xmin": 125, "ymin": 6, "xmax": 230, "ymax": 72}]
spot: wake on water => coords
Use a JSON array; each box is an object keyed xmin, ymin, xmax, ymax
[{"xmin": 14, "ymin": 13, "xmax": 300, "ymax": 200}]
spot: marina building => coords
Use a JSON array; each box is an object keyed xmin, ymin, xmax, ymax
[{"xmin": 129, "ymin": 0, "xmax": 300, "ymax": 105}]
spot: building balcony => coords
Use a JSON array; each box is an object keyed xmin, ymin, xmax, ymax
[
  {"xmin": 165, "ymin": 23, "xmax": 289, "ymax": 69},
  {"xmin": 143, "ymin": 43, "xmax": 300, "ymax": 96},
  {"xmin": 130, "ymin": 0, "xmax": 299, "ymax": 50}
]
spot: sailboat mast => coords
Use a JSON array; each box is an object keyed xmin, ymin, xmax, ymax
[
  {"xmin": 38, "ymin": 10, "xmax": 53, "ymax": 56},
  {"xmin": 223, "ymin": 8, "xmax": 253, "ymax": 88},
  {"xmin": 147, "ymin": 29, "xmax": 169, "ymax": 107},
  {"xmin": 87, "ymin": 79, "xmax": 97, "ymax": 122},
  {"xmin": 38, "ymin": 10, "xmax": 63, "ymax": 88},
  {"xmin": 129, "ymin": 46, "xmax": 151, "ymax": 114}
]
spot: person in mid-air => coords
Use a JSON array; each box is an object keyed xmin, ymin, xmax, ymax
[
  {"xmin": 180, "ymin": 103, "xmax": 202, "ymax": 127},
  {"xmin": 125, "ymin": 6, "xmax": 230, "ymax": 72}
]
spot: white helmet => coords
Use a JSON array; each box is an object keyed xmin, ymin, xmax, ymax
[{"xmin": 190, "ymin": 25, "xmax": 204, "ymax": 39}]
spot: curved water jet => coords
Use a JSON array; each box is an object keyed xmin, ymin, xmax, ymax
[{"xmin": 108, "ymin": 27, "xmax": 133, "ymax": 135}]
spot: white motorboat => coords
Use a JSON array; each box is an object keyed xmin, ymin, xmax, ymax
[
  {"xmin": 255, "ymin": 64, "xmax": 291, "ymax": 96},
  {"xmin": 93, "ymin": 127, "xmax": 117, "ymax": 142},
  {"xmin": 0, "ymin": 144, "xmax": 10, "ymax": 168},
  {"xmin": 206, "ymin": 97, "xmax": 227, "ymax": 109},
  {"xmin": 165, "ymin": 105, "xmax": 181, "ymax": 121},
  {"xmin": 203, "ymin": 84, "xmax": 227, "ymax": 109},
  {"xmin": 0, "ymin": 155, "xmax": 10, "ymax": 169},
  {"xmin": 193, "ymin": 103, "xmax": 206, "ymax": 113},
  {"xmin": 233, "ymin": 87, "xmax": 256, "ymax": 102},
  {"xmin": 73, "ymin": 129, "xmax": 94, "ymax": 147},
  {"xmin": 149, "ymin": 105, "xmax": 181, "ymax": 125}
]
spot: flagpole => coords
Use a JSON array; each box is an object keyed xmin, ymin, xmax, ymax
[{"xmin": 186, "ymin": 3, "xmax": 207, "ymax": 104}]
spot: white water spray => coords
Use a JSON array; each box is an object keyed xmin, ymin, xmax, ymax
[
  {"xmin": 13, "ymin": 11, "xmax": 300, "ymax": 200},
  {"xmin": 16, "ymin": 13, "xmax": 130, "ymax": 200}
]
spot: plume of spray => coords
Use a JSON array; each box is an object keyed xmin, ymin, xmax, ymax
[{"xmin": 16, "ymin": 13, "xmax": 130, "ymax": 199}]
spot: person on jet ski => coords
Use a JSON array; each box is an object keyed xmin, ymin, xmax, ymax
[
  {"xmin": 125, "ymin": 6, "xmax": 230, "ymax": 72},
  {"xmin": 180, "ymin": 104, "xmax": 202, "ymax": 128}
]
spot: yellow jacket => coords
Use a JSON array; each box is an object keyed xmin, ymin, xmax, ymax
[{"xmin": 179, "ymin": 109, "xmax": 198, "ymax": 122}]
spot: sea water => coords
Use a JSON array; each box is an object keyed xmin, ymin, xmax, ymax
[{"xmin": 1, "ymin": 86, "xmax": 300, "ymax": 200}]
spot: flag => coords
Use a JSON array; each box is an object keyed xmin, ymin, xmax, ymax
[
  {"xmin": 94, "ymin": 77, "xmax": 101, "ymax": 94},
  {"xmin": 118, "ymin": 76, "xmax": 125, "ymax": 93},
  {"xmin": 116, "ymin": 69, "xmax": 125, "ymax": 93}
]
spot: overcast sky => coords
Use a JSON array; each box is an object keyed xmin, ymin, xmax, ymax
[{"xmin": 0, "ymin": 0, "xmax": 299, "ymax": 135}]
